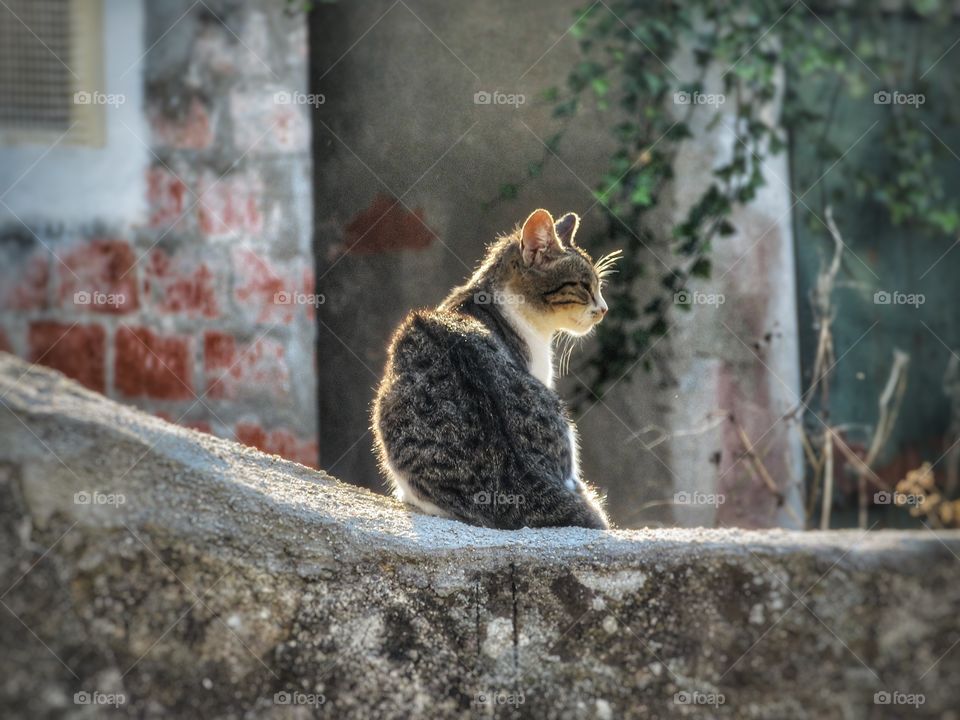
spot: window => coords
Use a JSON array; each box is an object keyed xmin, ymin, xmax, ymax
[{"xmin": 0, "ymin": 0, "xmax": 104, "ymax": 146}]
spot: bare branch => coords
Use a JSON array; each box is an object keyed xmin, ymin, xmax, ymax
[{"xmin": 856, "ymin": 349, "xmax": 910, "ymax": 527}]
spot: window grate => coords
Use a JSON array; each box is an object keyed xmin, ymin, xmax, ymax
[{"xmin": 0, "ymin": 0, "xmax": 104, "ymax": 146}]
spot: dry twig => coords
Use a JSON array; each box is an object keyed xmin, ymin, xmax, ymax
[{"xmin": 855, "ymin": 349, "xmax": 910, "ymax": 527}]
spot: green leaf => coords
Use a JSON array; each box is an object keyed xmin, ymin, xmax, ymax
[
  {"xmin": 499, "ymin": 183, "xmax": 518, "ymax": 200},
  {"xmin": 931, "ymin": 210, "xmax": 959, "ymax": 233},
  {"xmin": 690, "ymin": 258, "xmax": 712, "ymax": 278},
  {"xmin": 553, "ymin": 98, "xmax": 578, "ymax": 118},
  {"xmin": 630, "ymin": 184, "xmax": 652, "ymax": 206}
]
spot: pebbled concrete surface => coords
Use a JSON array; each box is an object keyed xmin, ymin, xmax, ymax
[{"xmin": 0, "ymin": 353, "xmax": 958, "ymax": 719}]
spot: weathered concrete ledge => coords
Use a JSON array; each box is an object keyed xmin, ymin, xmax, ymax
[{"xmin": 0, "ymin": 353, "xmax": 958, "ymax": 719}]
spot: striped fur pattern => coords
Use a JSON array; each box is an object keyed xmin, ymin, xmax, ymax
[{"xmin": 372, "ymin": 209, "xmax": 615, "ymax": 529}]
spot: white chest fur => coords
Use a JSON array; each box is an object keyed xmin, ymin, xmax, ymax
[{"xmin": 501, "ymin": 302, "xmax": 554, "ymax": 388}]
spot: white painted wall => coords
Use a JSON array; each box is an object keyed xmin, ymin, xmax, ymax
[
  {"xmin": 0, "ymin": 0, "xmax": 147, "ymax": 225},
  {"xmin": 665, "ymin": 58, "xmax": 805, "ymax": 529}
]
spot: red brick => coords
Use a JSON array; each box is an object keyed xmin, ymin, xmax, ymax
[
  {"xmin": 58, "ymin": 239, "xmax": 139, "ymax": 314},
  {"xmin": 147, "ymin": 166, "xmax": 191, "ymax": 229},
  {"xmin": 149, "ymin": 97, "xmax": 213, "ymax": 150},
  {"xmin": 145, "ymin": 249, "xmax": 220, "ymax": 318},
  {"xmin": 342, "ymin": 193, "xmax": 433, "ymax": 255},
  {"xmin": 152, "ymin": 410, "xmax": 174, "ymax": 424},
  {"xmin": 186, "ymin": 419, "xmax": 212, "ymax": 434},
  {"xmin": 28, "ymin": 321, "xmax": 106, "ymax": 393},
  {"xmin": 232, "ymin": 248, "xmax": 297, "ymax": 324},
  {"xmin": 197, "ymin": 172, "xmax": 263, "ymax": 238},
  {"xmin": 153, "ymin": 410, "xmax": 212, "ymax": 435},
  {"xmin": 203, "ymin": 330, "xmax": 290, "ymax": 400},
  {"xmin": 204, "ymin": 330, "xmax": 236, "ymax": 371},
  {"xmin": 115, "ymin": 326, "xmax": 193, "ymax": 400},
  {"xmin": 234, "ymin": 421, "xmax": 265, "ymax": 447},
  {"xmin": 235, "ymin": 421, "xmax": 318, "ymax": 468},
  {"xmin": 0, "ymin": 250, "xmax": 49, "ymax": 310}
]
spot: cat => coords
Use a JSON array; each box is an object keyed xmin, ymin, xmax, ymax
[{"xmin": 372, "ymin": 209, "xmax": 619, "ymax": 530}]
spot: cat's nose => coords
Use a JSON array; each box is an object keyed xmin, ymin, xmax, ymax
[{"xmin": 593, "ymin": 306, "xmax": 607, "ymax": 318}]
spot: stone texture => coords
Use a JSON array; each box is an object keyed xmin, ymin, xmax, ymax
[{"xmin": 0, "ymin": 353, "xmax": 958, "ymax": 720}]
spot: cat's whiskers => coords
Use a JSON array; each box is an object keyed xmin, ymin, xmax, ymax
[
  {"xmin": 594, "ymin": 249, "xmax": 623, "ymax": 280},
  {"xmin": 555, "ymin": 334, "xmax": 573, "ymax": 378},
  {"xmin": 555, "ymin": 331, "xmax": 588, "ymax": 379},
  {"xmin": 567, "ymin": 335, "xmax": 576, "ymax": 377}
]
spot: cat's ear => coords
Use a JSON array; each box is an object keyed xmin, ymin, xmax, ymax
[
  {"xmin": 520, "ymin": 209, "xmax": 561, "ymax": 266},
  {"xmin": 554, "ymin": 212, "xmax": 580, "ymax": 246}
]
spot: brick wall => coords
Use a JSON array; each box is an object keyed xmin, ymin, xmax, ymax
[{"xmin": 0, "ymin": 0, "xmax": 317, "ymax": 468}]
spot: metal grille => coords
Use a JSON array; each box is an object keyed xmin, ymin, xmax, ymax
[{"xmin": 0, "ymin": 0, "xmax": 74, "ymax": 132}]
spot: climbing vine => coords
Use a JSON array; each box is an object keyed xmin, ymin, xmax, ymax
[{"xmin": 500, "ymin": 0, "xmax": 960, "ymax": 402}]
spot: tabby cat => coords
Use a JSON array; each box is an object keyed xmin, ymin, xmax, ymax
[{"xmin": 372, "ymin": 209, "xmax": 618, "ymax": 529}]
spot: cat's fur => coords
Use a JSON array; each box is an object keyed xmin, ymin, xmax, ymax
[{"xmin": 372, "ymin": 209, "xmax": 616, "ymax": 529}]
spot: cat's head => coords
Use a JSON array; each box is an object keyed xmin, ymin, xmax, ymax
[{"xmin": 504, "ymin": 209, "xmax": 619, "ymax": 337}]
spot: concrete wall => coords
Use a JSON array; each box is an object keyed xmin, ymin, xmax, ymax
[
  {"xmin": 0, "ymin": 0, "xmax": 317, "ymax": 467},
  {"xmin": 1, "ymin": 355, "xmax": 957, "ymax": 719}
]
